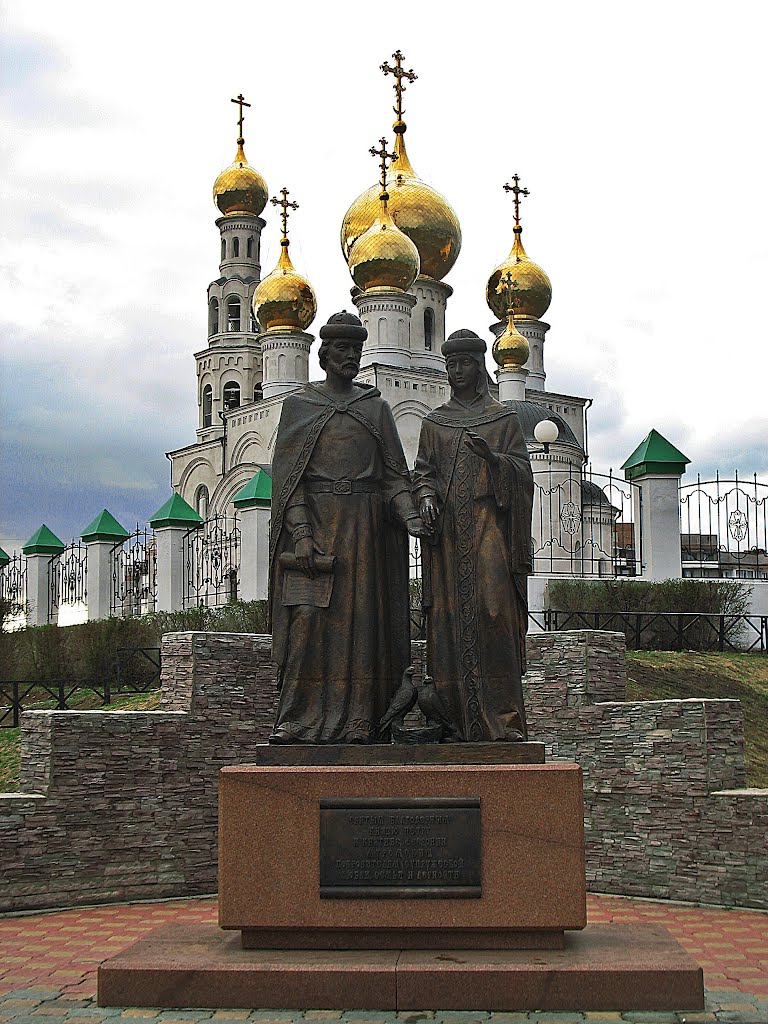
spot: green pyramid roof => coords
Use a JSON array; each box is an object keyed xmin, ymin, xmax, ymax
[
  {"xmin": 622, "ymin": 428, "xmax": 690, "ymax": 480},
  {"xmin": 233, "ymin": 469, "xmax": 272, "ymax": 508},
  {"xmin": 0, "ymin": 545, "xmax": 10, "ymax": 566},
  {"xmin": 81, "ymin": 509, "xmax": 129, "ymax": 542},
  {"xmin": 149, "ymin": 492, "xmax": 203, "ymax": 529},
  {"xmin": 23, "ymin": 524, "xmax": 65, "ymax": 555}
]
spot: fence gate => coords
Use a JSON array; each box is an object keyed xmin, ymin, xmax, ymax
[
  {"xmin": 110, "ymin": 526, "xmax": 157, "ymax": 616},
  {"xmin": 48, "ymin": 540, "xmax": 87, "ymax": 622},
  {"xmin": 183, "ymin": 513, "xmax": 240, "ymax": 607}
]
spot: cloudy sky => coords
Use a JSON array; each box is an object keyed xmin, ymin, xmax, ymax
[{"xmin": 2, "ymin": 1, "xmax": 767, "ymax": 553}]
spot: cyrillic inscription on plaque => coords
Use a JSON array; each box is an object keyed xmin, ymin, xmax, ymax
[{"xmin": 319, "ymin": 797, "xmax": 481, "ymax": 898}]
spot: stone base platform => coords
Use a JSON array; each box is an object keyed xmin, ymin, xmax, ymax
[{"xmin": 97, "ymin": 922, "xmax": 705, "ymax": 1011}]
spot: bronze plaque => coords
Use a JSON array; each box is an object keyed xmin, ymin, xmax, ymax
[{"xmin": 319, "ymin": 797, "xmax": 481, "ymax": 898}]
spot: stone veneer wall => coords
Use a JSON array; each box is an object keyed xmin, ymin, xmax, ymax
[{"xmin": 0, "ymin": 630, "xmax": 765, "ymax": 913}]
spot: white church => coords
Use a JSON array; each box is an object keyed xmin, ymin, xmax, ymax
[{"xmin": 166, "ymin": 56, "xmax": 595, "ymax": 563}]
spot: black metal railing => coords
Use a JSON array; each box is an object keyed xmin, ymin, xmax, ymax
[
  {"xmin": 0, "ymin": 552, "xmax": 26, "ymax": 626},
  {"xmin": 48, "ymin": 540, "xmax": 87, "ymax": 621},
  {"xmin": 680, "ymin": 472, "xmax": 768, "ymax": 579},
  {"xmin": 532, "ymin": 464, "xmax": 641, "ymax": 577},
  {"xmin": 183, "ymin": 513, "xmax": 240, "ymax": 608},
  {"xmin": 530, "ymin": 609, "xmax": 767, "ymax": 653},
  {"xmin": 110, "ymin": 526, "xmax": 157, "ymax": 616},
  {"xmin": 0, "ymin": 647, "xmax": 162, "ymax": 728}
]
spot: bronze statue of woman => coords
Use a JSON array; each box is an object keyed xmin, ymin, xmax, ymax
[{"xmin": 413, "ymin": 329, "xmax": 534, "ymax": 742}]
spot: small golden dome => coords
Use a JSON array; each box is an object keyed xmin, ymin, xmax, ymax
[
  {"xmin": 213, "ymin": 140, "xmax": 268, "ymax": 217},
  {"xmin": 341, "ymin": 125, "xmax": 460, "ymax": 282},
  {"xmin": 252, "ymin": 240, "xmax": 316, "ymax": 332},
  {"xmin": 492, "ymin": 309, "xmax": 530, "ymax": 371},
  {"xmin": 486, "ymin": 226, "xmax": 552, "ymax": 321},
  {"xmin": 348, "ymin": 192, "xmax": 420, "ymax": 293}
]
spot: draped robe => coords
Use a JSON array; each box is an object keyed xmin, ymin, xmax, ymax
[
  {"xmin": 269, "ymin": 384, "xmax": 414, "ymax": 743},
  {"xmin": 413, "ymin": 394, "xmax": 534, "ymax": 742}
]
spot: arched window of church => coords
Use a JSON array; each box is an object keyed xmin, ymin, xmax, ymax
[
  {"xmin": 208, "ymin": 299, "xmax": 219, "ymax": 337},
  {"xmin": 221, "ymin": 238, "xmax": 226, "ymax": 261},
  {"xmin": 233, "ymin": 237, "xmax": 240, "ymax": 257},
  {"xmin": 254, "ymin": 383, "xmax": 262, "ymax": 403},
  {"xmin": 250, "ymin": 308, "xmax": 258, "ymax": 332},
  {"xmin": 223, "ymin": 381, "xmax": 241, "ymax": 410},
  {"xmin": 227, "ymin": 297, "xmax": 241, "ymax": 332},
  {"xmin": 202, "ymin": 385, "xmax": 213, "ymax": 427},
  {"xmin": 247, "ymin": 236, "xmax": 254, "ymax": 258},
  {"xmin": 195, "ymin": 485, "xmax": 210, "ymax": 519},
  {"xmin": 424, "ymin": 307, "xmax": 434, "ymax": 351}
]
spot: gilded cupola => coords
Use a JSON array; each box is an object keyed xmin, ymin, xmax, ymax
[
  {"xmin": 212, "ymin": 94, "xmax": 268, "ymax": 217},
  {"xmin": 341, "ymin": 51, "xmax": 461, "ymax": 283},
  {"xmin": 486, "ymin": 175, "xmax": 552, "ymax": 322},
  {"xmin": 347, "ymin": 138, "xmax": 420, "ymax": 293},
  {"xmin": 252, "ymin": 188, "xmax": 316, "ymax": 332}
]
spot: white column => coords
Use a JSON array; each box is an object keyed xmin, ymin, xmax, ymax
[
  {"xmin": 497, "ymin": 367, "xmax": 528, "ymax": 402},
  {"xmin": 261, "ymin": 329, "xmax": 314, "ymax": 400},
  {"xmin": 83, "ymin": 539, "xmax": 114, "ymax": 621},
  {"xmin": 408, "ymin": 277, "xmax": 453, "ymax": 372},
  {"xmin": 25, "ymin": 554, "xmax": 54, "ymax": 627},
  {"xmin": 632, "ymin": 474, "xmax": 683, "ymax": 581},
  {"xmin": 154, "ymin": 525, "xmax": 188, "ymax": 612},
  {"xmin": 237, "ymin": 504, "xmax": 271, "ymax": 602},
  {"xmin": 354, "ymin": 290, "xmax": 416, "ymax": 370}
]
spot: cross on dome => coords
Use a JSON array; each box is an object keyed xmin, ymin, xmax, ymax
[
  {"xmin": 369, "ymin": 138, "xmax": 397, "ymax": 196},
  {"xmin": 380, "ymin": 50, "xmax": 418, "ymax": 123},
  {"xmin": 271, "ymin": 187, "xmax": 299, "ymax": 241},
  {"xmin": 500, "ymin": 270, "xmax": 521, "ymax": 315},
  {"xmin": 230, "ymin": 93, "xmax": 251, "ymax": 143},
  {"xmin": 503, "ymin": 174, "xmax": 530, "ymax": 227}
]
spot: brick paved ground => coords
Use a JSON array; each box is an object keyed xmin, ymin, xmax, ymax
[{"xmin": 0, "ymin": 895, "xmax": 765, "ymax": 1024}]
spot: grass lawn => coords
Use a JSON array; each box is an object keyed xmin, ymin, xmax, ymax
[{"xmin": 626, "ymin": 651, "xmax": 768, "ymax": 788}]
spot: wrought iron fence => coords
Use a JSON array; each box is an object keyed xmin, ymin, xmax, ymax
[
  {"xmin": 530, "ymin": 609, "xmax": 767, "ymax": 653},
  {"xmin": 0, "ymin": 553, "xmax": 27, "ymax": 624},
  {"xmin": 183, "ymin": 513, "xmax": 240, "ymax": 607},
  {"xmin": 110, "ymin": 525, "xmax": 157, "ymax": 616},
  {"xmin": 409, "ymin": 536, "xmax": 425, "ymax": 640},
  {"xmin": 532, "ymin": 463, "xmax": 641, "ymax": 577},
  {"xmin": 680, "ymin": 472, "xmax": 768, "ymax": 579},
  {"xmin": 48, "ymin": 540, "xmax": 87, "ymax": 620}
]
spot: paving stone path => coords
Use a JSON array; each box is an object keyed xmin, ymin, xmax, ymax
[{"xmin": 0, "ymin": 895, "xmax": 766, "ymax": 1024}]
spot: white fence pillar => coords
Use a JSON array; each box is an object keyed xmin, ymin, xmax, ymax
[
  {"xmin": 81, "ymin": 510, "xmax": 129, "ymax": 621},
  {"xmin": 622, "ymin": 429, "xmax": 689, "ymax": 582},
  {"xmin": 21, "ymin": 525, "xmax": 65, "ymax": 627},
  {"xmin": 149, "ymin": 494, "xmax": 202, "ymax": 613},
  {"xmin": 233, "ymin": 469, "xmax": 272, "ymax": 602}
]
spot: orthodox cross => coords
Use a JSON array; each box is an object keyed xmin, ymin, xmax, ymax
[
  {"xmin": 271, "ymin": 188, "xmax": 299, "ymax": 240},
  {"xmin": 503, "ymin": 174, "xmax": 530, "ymax": 226},
  {"xmin": 231, "ymin": 93, "xmax": 251, "ymax": 141},
  {"xmin": 380, "ymin": 50, "xmax": 418, "ymax": 122},
  {"xmin": 370, "ymin": 138, "xmax": 397, "ymax": 194},
  {"xmin": 500, "ymin": 270, "xmax": 520, "ymax": 314}
]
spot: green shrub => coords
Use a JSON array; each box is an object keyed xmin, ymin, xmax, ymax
[{"xmin": 546, "ymin": 579, "xmax": 752, "ymax": 650}]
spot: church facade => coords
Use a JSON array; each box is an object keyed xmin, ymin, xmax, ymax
[{"xmin": 167, "ymin": 60, "xmax": 592, "ymax": 560}]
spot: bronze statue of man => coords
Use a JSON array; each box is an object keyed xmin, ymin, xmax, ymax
[
  {"xmin": 413, "ymin": 329, "xmax": 534, "ymax": 742},
  {"xmin": 269, "ymin": 311, "xmax": 429, "ymax": 744}
]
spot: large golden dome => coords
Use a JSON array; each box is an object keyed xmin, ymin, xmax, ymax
[
  {"xmin": 252, "ymin": 240, "xmax": 316, "ymax": 332},
  {"xmin": 213, "ymin": 141, "xmax": 268, "ymax": 217},
  {"xmin": 486, "ymin": 225, "xmax": 552, "ymax": 321},
  {"xmin": 348, "ymin": 193, "xmax": 420, "ymax": 293},
  {"xmin": 341, "ymin": 124, "xmax": 460, "ymax": 282}
]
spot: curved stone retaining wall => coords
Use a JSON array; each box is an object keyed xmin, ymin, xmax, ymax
[{"xmin": 0, "ymin": 630, "xmax": 765, "ymax": 913}]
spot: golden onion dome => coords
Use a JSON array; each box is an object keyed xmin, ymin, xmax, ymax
[
  {"xmin": 486, "ymin": 225, "xmax": 552, "ymax": 321},
  {"xmin": 252, "ymin": 240, "xmax": 316, "ymax": 333},
  {"xmin": 213, "ymin": 140, "xmax": 268, "ymax": 217},
  {"xmin": 492, "ymin": 309, "xmax": 530, "ymax": 371},
  {"xmin": 348, "ymin": 192, "xmax": 420, "ymax": 293},
  {"xmin": 341, "ymin": 123, "xmax": 460, "ymax": 282}
]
